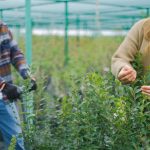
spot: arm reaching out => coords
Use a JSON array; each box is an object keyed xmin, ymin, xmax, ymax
[{"xmin": 111, "ymin": 19, "xmax": 144, "ymax": 78}]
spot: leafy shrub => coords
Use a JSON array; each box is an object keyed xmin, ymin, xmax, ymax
[
  {"xmin": 29, "ymin": 52, "xmax": 150, "ymax": 150},
  {"xmin": 16, "ymin": 37, "xmax": 150, "ymax": 149}
]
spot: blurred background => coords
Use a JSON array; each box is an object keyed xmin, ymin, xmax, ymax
[
  {"xmin": 0, "ymin": 0, "xmax": 150, "ymax": 149},
  {"xmin": 1, "ymin": 0, "xmax": 150, "ymax": 65}
]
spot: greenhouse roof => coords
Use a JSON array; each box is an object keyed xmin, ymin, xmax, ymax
[{"xmin": 0, "ymin": 0, "xmax": 150, "ymax": 30}]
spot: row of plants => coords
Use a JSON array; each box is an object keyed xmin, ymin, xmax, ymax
[{"xmin": 9, "ymin": 36, "xmax": 149, "ymax": 149}]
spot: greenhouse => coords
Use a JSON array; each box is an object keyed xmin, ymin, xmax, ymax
[{"xmin": 0, "ymin": 0, "xmax": 150, "ymax": 149}]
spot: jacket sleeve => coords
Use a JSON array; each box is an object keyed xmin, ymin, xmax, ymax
[
  {"xmin": 0, "ymin": 24, "xmax": 9, "ymax": 83},
  {"xmin": 9, "ymin": 31, "xmax": 29, "ymax": 79},
  {"xmin": 111, "ymin": 19, "xmax": 144, "ymax": 78}
]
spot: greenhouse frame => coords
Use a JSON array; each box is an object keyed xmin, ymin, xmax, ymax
[{"xmin": 0, "ymin": 0, "xmax": 150, "ymax": 64}]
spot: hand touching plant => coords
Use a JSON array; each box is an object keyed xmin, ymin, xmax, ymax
[
  {"xmin": 118, "ymin": 65, "xmax": 137, "ymax": 84},
  {"xmin": 141, "ymin": 86, "xmax": 150, "ymax": 96},
  {"xmin": 0, "ymin": 82, "xmax": 21, "ymax": 102},
  {"xmin": 21, "ymin": 69, "xmax": 37, "ymax": 92},
  {"xmin": 29, "ymin": 77, "xmax": 37, "ymax": 92}
]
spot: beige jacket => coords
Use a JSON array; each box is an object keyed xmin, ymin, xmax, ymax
[{"xmin": 111, "ymin": 18, "xmax": 150, "ymax": 78}]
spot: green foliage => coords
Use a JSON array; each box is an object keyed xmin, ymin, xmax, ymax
[
  {"xmin": 30, "ymin": 71, "xmax": 150, "ymax": 149},
  {"xmin": 111, "ymin": 52, "xmax": 150, "ymax": 149},
  {"xmin": 15, "ymin": 36, "xmax": 150, "ymax": 149},
  {"xmin": 8, "ymin": 136, "xmax": 16, "ymax": 150}
]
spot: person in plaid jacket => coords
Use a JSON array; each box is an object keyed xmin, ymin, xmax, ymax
[{"xmin": 0, "ymin": 21, "xmax": 37, "ymax": 150}]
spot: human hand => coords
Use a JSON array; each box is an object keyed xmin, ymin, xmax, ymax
[
  {"xmin": 21, "ymin": 69, "xmax": 37, "ymax": 92},
  {"xmin": 28, "ymin": 78, "xmax": 37, "ymax": 92},
  {"xmin": 141, "ymin": 86, "xmax": 150, "ymax": 96},
  {"xmin": 118, "ymin": 65, "xmax": 137, "ymax": 84},
  {"xmin": 1, "ymin": 83, "xmax": 21, "ymax": 102}
]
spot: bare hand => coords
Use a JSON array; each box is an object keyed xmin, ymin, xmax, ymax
[
  {"xmin": 141, "ymin": 86, "xmax": 150, "ymax": 96},
  {"xmin": 118, "ymin": 65, "xmax": 137, "ymax": 84}
]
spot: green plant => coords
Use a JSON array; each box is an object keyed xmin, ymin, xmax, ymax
[
  {"xmin": 8, "ymin": 136, "xmax": 16, "ymax": 150},
  {"xmin": 14, "ymin": 36, "xmax": 150, "ymax": 149}
]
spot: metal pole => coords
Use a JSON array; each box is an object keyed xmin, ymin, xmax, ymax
[
  {"xmin": 84, "ymin": 21, "xmax": 88, "ymax": 31},
  {"xmin": 0, "ymin": 10, "xmax": 3, "ymax": 20},
  {"xmin": 146, "ymin": 8, "xmax": 150, "ymax": 17},
  {"xmin": 64, "ymin": 0, "xmax": 69, "ymax": 66},
  {"xmin": 25, "ymin": 0, "xmax": 32, "ymax": 65},
  {"xmin": 25, "ymin": 1, "xmax": 34, "ymax": 147},
  {"xmin": 15, "ymin": 25, "xmax": 20, "ymax": 43},
  {"xmin": 76, "ymin": 15, "xmax": 80, "ymax": 47},
  {"xmin": 95, "ymin": 0, "xmax": 100, "ymax": 35}
]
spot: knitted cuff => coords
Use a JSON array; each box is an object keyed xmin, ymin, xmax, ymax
[{"xmin": 20, "ymin": 69, "xmax": 30, "ymax": 79}]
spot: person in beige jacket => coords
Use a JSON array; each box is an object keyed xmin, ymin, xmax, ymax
[{"xmin": 111, "ymin": 18, "xmax": 150, "ymax": 96}]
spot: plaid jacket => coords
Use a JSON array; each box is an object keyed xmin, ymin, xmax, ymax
[{"xmin": 0, "ymin": 21, "xmax": 28, "ymax": 83}]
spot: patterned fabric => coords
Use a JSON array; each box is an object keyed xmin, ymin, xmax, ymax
[{"xmin": 0, "ymin": 21, "xmax": 29, "ymax": 83}]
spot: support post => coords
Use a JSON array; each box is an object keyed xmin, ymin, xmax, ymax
[
  {"xmin": 95, "ymin": 0, "xmax": 100, "ymax": 35},
  {"xmin": 25, "ymin": 0, "xmax": 32, "ymax": 65},
  {"xmin": 24, "ymin": 1, "xmax": 34, "ymax": 146},
  {"xmin": 146, "ymin": 8, "xmax": 150, "ymax": 17},
  {"xmin": 15, "ymin": 25, "xmax": 20, "ymax": 43},
  {"xmin": 64, "ymin": 0, "xmax": 69, "ymax": 66},
  {"xmin": 76, "ymin": 15, "xmax": 80, "ymax": 47},
  {"xmin": 0, "ymin": 10, "xmax": 3, "ymax": 20}
]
